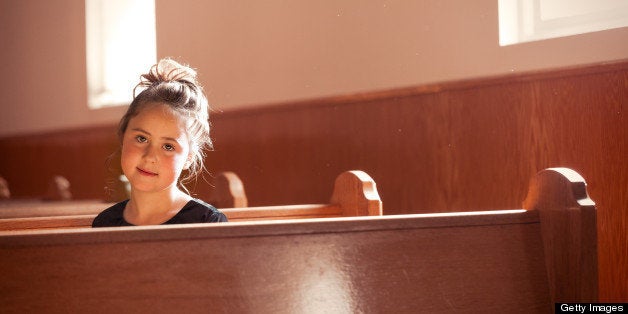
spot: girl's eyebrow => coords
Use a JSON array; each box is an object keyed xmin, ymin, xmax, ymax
[
  {"xmin": 131, "ymin": 127, "xmax": 181, "ymax": 144},
  {"xmin": 131, "ymin": 127, "xmax": 150, "ymax": 135}
]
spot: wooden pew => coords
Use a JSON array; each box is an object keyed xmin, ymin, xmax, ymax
[
  {"xmin": 0, "ymin": 199, "xmax": 113, "ymax": 219},
  {"xmin": 207, "ymin": 171, "xmax": 248, "ymax": 208},
  {"xmin": 0, "ymin": 171, "xmax": 248, "ymax": 220},
  {"xmin": 0, "ymin": 168, "xmax": 596, "ymax": 312},
  {"xmin": 0, "ymin": 175, "xmax": 72, "ymax": 202},
  {"xmin": 0, "ymin": 170, "xmax": 382, "ymax": 230},
  {"xmin": 0, "ymin": 175, "xmax": 10, "ymax": 199},
  {"xmin": 42, "ymin": 175, "xmax": 73, "ymax": 201}
]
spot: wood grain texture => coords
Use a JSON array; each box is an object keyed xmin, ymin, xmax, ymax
[
  {"xmin": 524, "ymin": 168, "xmax": 598, "ymax": 303},
  {"xmin": 0, "ymin": 125, "xmax": 120, "ymax": 200},
  {"xmin": 0, "ymin": 200, "xmax": 112, "ymax": 219},
  {"xmin": 0, "ymin": 168, "xmax": 597, "ymax": 313},
  {"xmin": 0, "ymin": 60, "xmax": 625, "ymax": 300},
  {"xmin": 0, "ymin": 171, "xmax": 382, "ymax": 231},
  {"xmin": 0, "ymin": 172, "xmax": 246, "ymax": 219},
  {"xmin": 204, "ymin": 60, "xmax": 626, "ymax": 301},
  {"xmin": 330, "ymin": 170, "xmax": 382, "ymax": 216},
  {"xmin": 0, "ymin": 220, "xmax": 550, "ymax": 313}
]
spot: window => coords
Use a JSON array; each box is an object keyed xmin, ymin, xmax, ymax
[
  {"xmin": 85, "ymin": 0, "xmax": 156, "ymax": 109},
  {"xmin": 498, "ymin": 0, "xmax": 628, "ymax": 46}
]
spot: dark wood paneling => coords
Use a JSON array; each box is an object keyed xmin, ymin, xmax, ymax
[
  {"xmin": 0, "ymin": 125, "xmax": 120, "ymax": 200},
  {"xmin": 205, "ymin": 60, "xmax": 627, "ymax": 301},
  {"xmin": 0, "ymin": 60, "xmax": 626, "ymax": 301}
]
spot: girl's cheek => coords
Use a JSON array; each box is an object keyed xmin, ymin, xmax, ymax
[
  {"xmin": 120, "ymin": 144, "xmax": 146, "ymax": 165},
  {"xmin": 169, "ymin": 154, "xmax": 188, "ymax": 171},
  {"xmin": 120, "ymin": 144, "xmax": 137, "ymax": 158}
]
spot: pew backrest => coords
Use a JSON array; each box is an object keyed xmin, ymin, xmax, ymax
[
  {"xmin": 0, "ymin": 200, "xmax": 113, "ymax": 219},
  {"xmin": 0, "ymin": 167, "xmax": 597, "ymax": 312},
  {"xmin": 0, "ymin": 170, "xmax": 382, "ymax": 230},
  {"xmin": 0, "ymin": 171, "xmax": 248, "ymax": 220}
]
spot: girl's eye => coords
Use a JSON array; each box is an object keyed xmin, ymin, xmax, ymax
[
  {"xmin": 135, "ymin": 135, "xmax": 147, "ymax": 143},
  {"xmin": 163, "ymin": 144, "xmax": 175, "ymax": 151}
]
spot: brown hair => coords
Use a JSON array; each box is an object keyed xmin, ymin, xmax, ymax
[{"xmin": 117, "ymin": 58, "xmax": 212, "ymax": 186}]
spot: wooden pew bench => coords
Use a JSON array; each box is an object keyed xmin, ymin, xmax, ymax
[
  {"xmin": 0, "ymin": 172, "xmax": 248, "ymax": 219},
  {"xmin": 0, "ymin": 175, "xmax": 75, "ymax": 202},
  {"xmin": 0, "ymin": 199, "xmax": 114, "ymax": 218},
  {"xmin": 0, "ymin": 170, "xmax": 382, "ymax": 231},
  {"xmin": 0, "ymin": 168, "xmax": 597, "ymax": 312}
]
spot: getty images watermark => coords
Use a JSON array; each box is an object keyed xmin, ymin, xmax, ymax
[{"xmin": 556, "ymin": 304, "xmax": 626, "ymax": 313}]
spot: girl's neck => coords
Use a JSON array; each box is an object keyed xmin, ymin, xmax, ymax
[{"xmin": 124, "ymin": 188, "xmax": 192, "ymax": 225}]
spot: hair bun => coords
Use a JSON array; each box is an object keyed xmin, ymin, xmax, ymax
[{"xmin": 135, "ymin": 58, "xmax": 199, "ymax": 93}]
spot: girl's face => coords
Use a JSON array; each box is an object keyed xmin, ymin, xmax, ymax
[{"xmin": 120, "ymin": 103, "xmax": 192, "ymax": 195}]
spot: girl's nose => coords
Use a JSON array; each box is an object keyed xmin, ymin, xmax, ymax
[{"xmin": 142, "ymin": 144, "xmax": 158, "ymax": 162}]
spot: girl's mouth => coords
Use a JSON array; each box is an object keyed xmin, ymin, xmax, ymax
[{"xmin": 137, "ymin": 167, "xmax": 158, "ymax": 176}]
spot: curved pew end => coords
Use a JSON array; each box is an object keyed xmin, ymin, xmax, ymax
[
  {"xmin": 523, "ymin": 167, "xmax": 598, "ymax": 303},
  {"xmin": 43, "ymin": 175, "xmax": 73, "ymax": 201},
  {"xmin": 330, "ymin": 170, "xmax": 382, "ymax": 216},
  {"xmin": 0, "ymin": 176, "xmax": 10, "ymax": 199},
  {"xmin": 208, "ymin": 171, "xmax": 248, "ymax": 208}
]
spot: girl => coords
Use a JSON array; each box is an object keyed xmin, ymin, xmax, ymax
[{"xmin": 92, "ymin": 58, "xmax": 227, "ymax": 227}]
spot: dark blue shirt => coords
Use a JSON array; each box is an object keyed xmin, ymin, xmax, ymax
[{"xmin": 92, "ymin": 199, "xmax": 228, "ymax": 227}]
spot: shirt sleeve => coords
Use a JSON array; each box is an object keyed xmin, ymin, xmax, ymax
[{"xmin": 207, "ymin": 210, "xmax": 228, "ymax": 222}]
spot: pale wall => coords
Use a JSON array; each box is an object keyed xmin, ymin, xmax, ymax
[{"xmin": 1, "ymin": 0, "xmax": 627, "ymax": 136}]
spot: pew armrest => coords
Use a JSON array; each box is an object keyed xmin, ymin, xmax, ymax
[
  {"xmin": 207, "ymin": 171, "xmax": 248, "ymax": 208},
  {"xmin": 331, "ymin": 170, "xmax": 382, "ymax": 216},
  {"xmin": 523, "ymin": 167, "xmax": 598, "ymax": 303}
]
